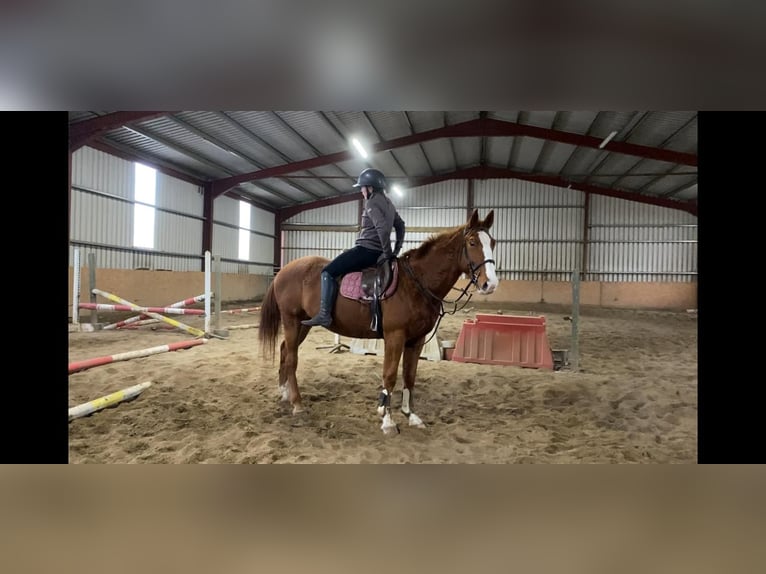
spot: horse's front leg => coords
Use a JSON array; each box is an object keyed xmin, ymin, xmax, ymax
[
  {"xmin": 401, "ymin": 335, "xmax": 427, "ymax": 429},
  {"xmin": 379, "ymin": 331, "xmax": 406, "ymax": 435}
]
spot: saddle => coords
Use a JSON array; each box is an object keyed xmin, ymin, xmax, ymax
[{"xmin": 339, "ymin": 260, "xmax": 399, "ymax": 336}]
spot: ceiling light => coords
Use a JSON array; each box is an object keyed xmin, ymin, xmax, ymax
[
  {"xmin": 351, "ymin": 138, "xmax": 368, "ymax": 158},
  {"xmin": 599, "ymin": 130, "xmax": 618, "ymax": 149},
  {"xmin": 391, "ymin": 184, "xmax": 403, "ymax": 197}
]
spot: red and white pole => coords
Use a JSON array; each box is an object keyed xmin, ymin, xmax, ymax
[{"xmin": 69, "ymin": 338, "xmax": 207, "ymax": 374}]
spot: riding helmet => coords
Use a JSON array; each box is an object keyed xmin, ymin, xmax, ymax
[{"xmin": 353, "ymin": 168, "xmax": 387, "ymax": 190}]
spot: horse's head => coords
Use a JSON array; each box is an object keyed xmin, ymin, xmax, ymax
[{"xmin": 462, "ymin": 209, "xmax": 499, "ymax": 295}]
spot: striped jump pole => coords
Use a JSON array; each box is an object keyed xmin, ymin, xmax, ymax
[
  {"xmin": 92, "ymin": 288, "xmax": 207, "ymax": 338},
  {"xmin": 69, "ymin": 382, "xmax": 152, "ymax": 421},
  {"xmin": 80, "ymin": 303, "xmax": 205, "ymax": 315},
  {"xmin": 118, "ymin": 319, "xmax": 198, "ymax": 329},
  {"xmin": 69, "ymin": 338, "xmax": 207, "ymax": 374},
  {"xmin": 227, "ymin": 323, "xmax": 260, "ymax": 330},
  {"xmin": 103, "ymin": 293, "xmax": 207, "ymax": 330},
  {"xmin": 117, "ymin": 318, "xmax": 162, "ymax": 328},
  {"xmin": 105, "ymin": 317, "xmax": 162, "ymax": 329},
  {"xmin": 220, "ymin": 307, "xmax": 261, "ymax": 314}
]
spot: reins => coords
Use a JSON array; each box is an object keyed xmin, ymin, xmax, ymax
[{"xmin": 400, "ymin": 226, "xmax": 495, "ymax": 345}]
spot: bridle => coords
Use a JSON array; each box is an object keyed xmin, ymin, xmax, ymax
[
  {"xmin": 463, "ymin": 227, "xmax": 496, "ymax": 287},
  {"xmin": 400, "ymin": 226, "xmax": 496, "ymax": 343}
]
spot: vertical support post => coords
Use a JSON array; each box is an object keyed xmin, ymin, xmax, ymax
[
  {"xmin": 571, "ymin": 270, "xmax": 580, "ymax": 372},
  {"xmin": 214, "ymin": 254, "xmax": 222, "ymax": 331},
  {"xmin": 72, "ymin": 247, "xmax": 80, "ymax": 325},
  {"xmin": 582, "ymin": 192, "xmax": 591, "ymax": 279},
  {"xmin": 273, "ymin": 211, "xmax": 283, "ymax": 277},
  {"xmin": 466, "ymin": 178, "xmax": 474, "ymax": 220},
  {"xmin": 202, "ymin": 183, "xmax": 214, "ymax": 257},
  {"xmin": 204, "ymin": 250, "xmax": 211, "ymax": 335},
  {"xmin": 88, "ymin": 252, "xmax": 98, "ymax": 326}
]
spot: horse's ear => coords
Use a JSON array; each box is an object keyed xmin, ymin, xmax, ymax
[
  {"xmin": 468, "ymin": 209, "xmax": 479, "ymax": 228},
  {"xmin": 482, "ymin": 210, "xmax": 494, "ymax": 229}
]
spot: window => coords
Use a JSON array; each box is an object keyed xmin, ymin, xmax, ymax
[
  {"xmin": 133, "ymin": 163, "xmax": 156, "ymax": 248},
  {"xmin": 238, "ymin": 200, "xmax": 251, "ymax": 260}
]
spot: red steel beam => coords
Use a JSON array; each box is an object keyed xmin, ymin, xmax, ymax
[
  {"xmin": 86, "ymin": 138, "xmax": 206, "ymax": 187},
  {"xmin": 211, "ymin": 116, "xmax": 697, "ymax": 197},
  {"xmin": 276, "ymin": 164, "xmax": 696, "ymax": 220},
  {"xmin": 69, "ymin": 111, "xmax": 169, "ymax": 151},
  {"xmin": 477, "ymin": 118, "xmax": 697, "ymax": 166},
  {"xmin": 408, "ymin": 166, "xmax": 697, "ymax": 216}
]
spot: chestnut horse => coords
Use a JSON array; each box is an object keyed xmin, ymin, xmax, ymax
[{"xmin": 258, "ymin": 209, "xmax": 499, "ymax": 434}]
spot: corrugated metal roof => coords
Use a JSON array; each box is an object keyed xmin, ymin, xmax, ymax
[{"xmin": 68, "ymin": 110, "xmax": 698, "ymax": 215}]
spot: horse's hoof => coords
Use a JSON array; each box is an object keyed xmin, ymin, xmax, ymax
[
  {"xmin": 292, "ymin": 405, "xmax": 306, "ymax": 416},
  {"xmin": 289, "ymin": 409, "xmax": 309, "ymax": 427},
  {"xmin": 407, "ymin": 413, "xmax": 426, "ymax": 428},
  {"xmin": 382, "ymin": 424, "xmax": 400, "ymax": 435}
]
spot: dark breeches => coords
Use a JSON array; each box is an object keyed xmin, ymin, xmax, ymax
[{"xmin": 323, "ymin": 245, "xmax": 380, "ymax": 278}]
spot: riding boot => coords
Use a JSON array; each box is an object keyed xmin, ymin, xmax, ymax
[{"xmin": 301, "ymin": 271, "xmax": 337, "ymax": 327}]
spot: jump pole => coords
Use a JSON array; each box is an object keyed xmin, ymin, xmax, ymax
[
  {"xmin": 80, "ymin": 303, "xmax": 205, "ymax": 315},
  {"xmin": 103, "ymin": 293, "xmax": 207, "ymax": 330},
  {"xmin": 69, "ymin": 382, "xmax": 152, "ymax": 421},
  {"xmin": 92, "ymin": 288, "xmax": 207, "ymax": 338},
  {"xmin": 69, "ymin": 338, "xmax": 207, "ymax": 374},
  {"xmin": 219, "ymin": 307, "xmax": 261, "ymax": 314}
]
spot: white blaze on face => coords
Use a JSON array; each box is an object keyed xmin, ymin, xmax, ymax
[{"xmin": 478, "ymin": 231, "xmax": 499, "ymax": 294}]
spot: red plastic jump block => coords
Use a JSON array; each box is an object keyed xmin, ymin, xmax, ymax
[{"xmin": 451, "ymin": 313, "xmax": 554, "ymax": 369}]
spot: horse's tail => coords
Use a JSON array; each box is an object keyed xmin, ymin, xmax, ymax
[{"xmin": 258, "ymin": 280, "xmax": 281, "ymax": 362}]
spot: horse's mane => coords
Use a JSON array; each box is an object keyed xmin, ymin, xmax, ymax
[{"xmin": 403, "ymin": 224, "xmax": 465, "ymax": 260}]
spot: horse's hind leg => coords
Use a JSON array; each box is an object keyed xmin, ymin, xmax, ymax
[
  {"xmin": 278, "ymin": 340, "xmax": 290, "ymax": 402},
  {"xmin": 279, "ymin": 319, "xmax": 310, "ymax": 414},
  {"xmin": 401, "ymin": 336, "xmax": 427, "ymax": 429}
]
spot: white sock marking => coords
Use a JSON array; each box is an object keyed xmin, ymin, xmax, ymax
[{"xmin": 402, "ymin": 388, "xmax": 411, "ymax": 414}]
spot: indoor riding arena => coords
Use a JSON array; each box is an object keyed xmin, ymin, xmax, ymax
[{"xmin": 68, "ymin": 111, "xmax": 698, "ymax": 464}]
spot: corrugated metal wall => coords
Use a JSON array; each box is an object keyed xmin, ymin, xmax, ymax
[
  {"xmin": 588, "ymin": 195, "xmax": 697, "ymax": 282},
  {"xmin": 71, "ymin": 146, "xmax": 134, "ymax": 200},
  {"xmin": 70, "ymin": 145, "xmax": 697, "ymax": 284},
  {"xmin": 283, "ymin": 230, "xmax": 359, "ymax": 263},
  {"xmin": 282, "ymin": 202, "xmax": 360, "ymax": 265},
  {"xmin": 212, "ymin": 195, "xmax": 275, "ymax": 274},
  {"xmin": 71, "ymin": 146, "xmax": 245, "ymax": 273},
  {"xmin": 284, "ymin": 202, "xmax": 361, "ymax": 225},
  {"xmin": 395, "ymin": 180, "xmax": 468, "ymax": 254},
  {"xmin": 281, "ymin": 183, "xmax": 471, "ymax": 266},
  {"xmin": 280, "ymin": 179, "xmax": 697, "ymax": 283},
  {"xmin": 155, "ymin": 173, "xmax": 204, "ymax": 216},
  {"xmin": 475, "ymin": 180, "xmax": 585, "ymax": 281}
]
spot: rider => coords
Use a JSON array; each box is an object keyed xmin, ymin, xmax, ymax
[{"xmin": 301, "ymin": 167, "xmax": 406, "ymax": 327}]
